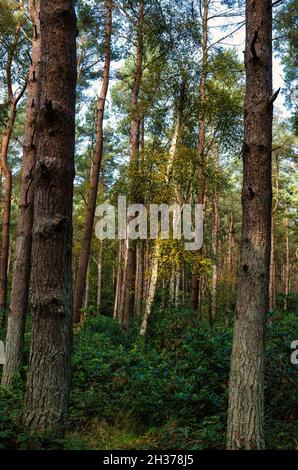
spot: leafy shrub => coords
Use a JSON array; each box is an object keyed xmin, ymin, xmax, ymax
[{"xmin": 1, "ymin": 307, "xmax": 298, "ymax": 449}]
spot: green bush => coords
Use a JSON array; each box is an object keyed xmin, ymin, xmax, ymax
[
  {"xmin": 68, "ymin": 309, "xmax": 298, "ymax": 449},
  {"xmin": 1, "ymin": 306, "xmax": 297, "ymax": 449}
]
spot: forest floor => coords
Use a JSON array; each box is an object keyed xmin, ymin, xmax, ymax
[{"xmin": 1, "ymin": 297, "xmax": 298, "ymax": 450}]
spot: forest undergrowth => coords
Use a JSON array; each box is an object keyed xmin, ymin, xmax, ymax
[{"xmin": 1, "ymin": 295, "xmax": 298, "ymax": 450}]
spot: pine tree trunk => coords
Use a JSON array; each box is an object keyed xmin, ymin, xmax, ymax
[
  {"xmin": 0, "ymin": 21, "xmax": 27, "ymax": 326},
  {"xmin": 96, "ymin": 242, "xmax": 103, "ymax": 315},
  {"xmin": 118, "ymin": 0, "xmax": 144, "ymax": 331},
  {"xmin": 24, "ymin": 0, "xmax": 77, "ymax": 435},
  {"xmin": 269, "ymin": 214, "xmax": 276, "ymax": 311},
  {"xmin": 191, "ymin": 0, "xmax": 208, "ymax": 313},
  {"xmin": 1, "ymin": 0, "xmax": 41, "ymax": 388},
  {"xmin": 210, "ymin": 146, "xmax": 220, "ymax": 325},
  {"xmin": 0, "ymin": 167, "xmax": 2, "ymax": 260},
  {"xmin": 0, "ymin": 145, "xmax": 13, "ymax": 322},
  {"xmin": 84, "ymin": 264, "xmax": 89, "ymax": 310},
  {"xmin": 284, "ymin": 212, "xmax": 289, "ymax": 311},
  {"xmin": 227, "ymin": 212, "xmax": 234, "ymax": 281},
  {"xmin": 227, "ymin": 0, "xmax": 273, "ymax": 450},
  {"xmin": 269, "ymin": 157, "xmax": 279, "ymax": 311},
  {"xmin": 73, "ymin": 0, "xmax": 112, "ymax": 323}
]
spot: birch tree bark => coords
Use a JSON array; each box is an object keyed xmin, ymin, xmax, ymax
[{"xmin": 140, "ymin": 242, "xmax": 159, "ymax": 337}]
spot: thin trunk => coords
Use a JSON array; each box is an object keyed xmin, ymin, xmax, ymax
[
  {"xmin": 169, "ymin": 269, "xmax": 175, "ymax": 305},
  {"xmin": 0, "ymin": 145, "xmax": 13, "ymax": 322},
  {"xmin": 227, "ymin": 212, "xmax": 234, "ymax": 280},
  {"xmin": 0, "ymin": 167, "xmax": 2, "ymax": 269},
  {"xmin": 113, "ymin": 240, "xmax": 123, "ymax": 320},
  {"xmin": 135, "ymin": 240, "xmax": 144, "ymax": 317},
  {"xmin": 175, "ymin": 269, "xmax": 181, "ymax": 307},
  {"xmin": 284, "ymin": 211, "xmax": 289, "ymax": 311},
  {"xmin": 0, "ymin": 22, "xmax": 27, "ymax": 325},
  {"xmin": 140, "ymin": 242, "xmax": 159, "ymax": 336},
  {"xmin": 24, "ymin": 0, "xmax": 77, "ymax": 434},
  {"xmin": 96, "ymin": 242, "xmax": 103, "ymax": 315},
  {"xmin": 210, "ymin": 145, "xmax": 219, "ymax": 325},
  {"xmin": 73, "ymin": 0, "xmax": 112, "ymax": 323},
  {"xmin": 269, "ymin": 214, "xmax": 276, "ymax": 311},
  {"xmin": 2, "ymin": 0, "xmax": 41, "ymax": 388},
  {"xmin": 269, "ymin": 157, "xmax": 279, "ymax": 311},
  {"xmin": 84, "ymin": 264, "xmax": 89, "ymax": 310},
  {"xmin": 118, "ymin": 0, "xmax": 144, "ymax": 331},
  {"xmin": 191, "ymin": 0, "xmax": 208, "ymax": 312},
  {"xmin": 118, "ymin": 237, "xmax": 129, "ymax": 323},
  {"xmin": 227, "ymin": 0, "xmax": 273, "ymax": 449}
]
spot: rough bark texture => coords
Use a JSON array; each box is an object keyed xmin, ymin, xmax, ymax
[
  {"xmin": 227, "ymin": 0, "xmax": 273, "ymax": 450},
  {"xmin": 24, "ymin": 0, "xmax": 77, "ymax": 435},
  {"xmin": 73, "ymin": 0, "xmax": 112, "ymax": 323},
  {"xmin": 2, "ymin": 0, "xmax": 41, "ymax": 388}
]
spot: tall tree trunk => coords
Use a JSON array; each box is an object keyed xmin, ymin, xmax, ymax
[
  {"xmin": 269, "ymin": 214, "xmax": 276, "ymax": 311},
  {"xmin": 73, "ymin": 0, "xmax": 112, "ymax": 323},
  {"xmin": 96, "ymin": 242, "xmax": 103, "ymax": 315},
  {"xmin": 0, "ymin": 21, "xmax": 27, "ymax": 326},
  {"xmin": 1, "ymin": 0, "xmax": 41, "ymax": 388},
  {"xmin": 0, "ymin": 132, "xmax": 13, "ymax": 322},
  {"xmin": 24, "ymin": 0, "xmax": 77, "ymax": 434},
  {"xmin": 191, "ymin": 0, "xmax": 208, "ymax": 312},
  {"xmin": 117, "ymin": 0, "xmax": 144, "ymax": 331},
  {"xmin": 227, "ymin": 212, "xmax": 234, "ymax": 280},
  {"xmin": 210, "ymin": 145, "xmax": 220, "ymax": 325},
  {"xmin": 227, "ymin": 0, "xmax": 273, "ymax": 449},
  {"xmin": 0, "ymin": 166, "xmax": 2, "ymax": 260},
  {"xmin": 284, "ymin": 211, "xmax": 289, "ymax": 311},
  {"xmin": 269, "ymin": 157, "xmax": 279, "ymax": 311}
]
